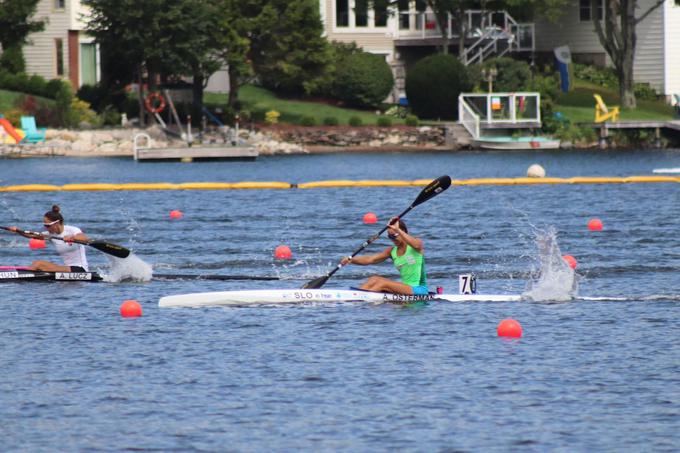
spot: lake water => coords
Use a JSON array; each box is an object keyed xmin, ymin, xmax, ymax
[{"xmin": 1, "ymin": 149, "xmax": 679, "ymax": 451}]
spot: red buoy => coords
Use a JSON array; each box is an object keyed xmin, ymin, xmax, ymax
[
  {"xmin": 588, "ymin": 218, "xmax": 603, "ymax": 231},
  {"xmin": 562, "ymin": 254, "xmax": 577, "ymax": 270},
  {"xmin": 497, "ymin": 319, "xmax": 523, "ymax": 338},
  {"xmin": 169, "ymin": 210, "xmax": 183, "ymax": 219},
  {"xmin": 363, "ymin": 212, "xmax": 378, "ymax": 224},
  {"xmin": 29, "ymin": 238, "xmax": 46, "ymax": 250},
  {"xmin": 120, "ymin": 300, "xmax": 142, "ymax": 318},
  {"xmin": 274, "ymin": 245, "xmax": 292, "ymax": 260}
]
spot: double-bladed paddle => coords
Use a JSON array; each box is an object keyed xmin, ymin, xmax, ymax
[
  {"xmin": 302, "ymin": 175, "xmax": 452, "ymax": 289},
  {"xmin": 1, "ymin": 226, "xmax": 131, "ymax": 259}
]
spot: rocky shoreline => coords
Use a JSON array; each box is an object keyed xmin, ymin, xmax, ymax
[{"xmin": 0, "ymin": 124, "xmax": 458, "ymax": 157}]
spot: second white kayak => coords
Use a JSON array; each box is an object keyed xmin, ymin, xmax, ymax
[{"xmin": 158, "ymin": 288, "xmax": 522, "ymax": 308}]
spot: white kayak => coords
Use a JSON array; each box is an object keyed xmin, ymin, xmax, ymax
[{"xmin": 158, "ymin": 288, "xmax": 522, "ymax": 308}]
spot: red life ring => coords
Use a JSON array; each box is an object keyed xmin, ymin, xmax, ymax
[{"xmin": 144, "ymin": 92, "xmax": 166, "ymax": 114}]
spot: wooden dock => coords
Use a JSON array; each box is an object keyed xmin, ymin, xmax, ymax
[
  {"xmin": 586, "ymin": 120, "xmax": 680, "ymax": 148},
  {"xmin": 133, "ymin": 133, "xmax": 258, "ymax": 161}
]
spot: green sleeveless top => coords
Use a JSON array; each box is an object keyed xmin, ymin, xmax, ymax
[{"xmin": 391, "ymin": 244, "xmax": 427, "ymax": 287}]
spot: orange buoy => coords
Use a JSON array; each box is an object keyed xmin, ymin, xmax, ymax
[
  {"xmin": 363, "ymin": 212, "xmax": 378, "ymax": 224},
  {"xmin": 562, "ymin": 254, "xmax": 577, "ymax": 269},
  {"xmin": 29, "ymin": 238, "xmax": 46, "ymax": 250},
  {"xmin": 120, "ymin": 300, "xmax": 142, "ymax": 318},
  {"xmin": 497, "ymin": 319, "xmax": 522, "ymax": 338},
  {"xmin": 274, "ymin": 245, "xmax": 292, "ymax": 260},
  {"xmin": 169, "ymin": 210, "xmax": 183, "ymax": 219},
  {"xmin": 588, "ymin": 218, "xmax": 603, "ymax": 231}
]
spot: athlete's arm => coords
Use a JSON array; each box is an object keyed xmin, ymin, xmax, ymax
[{"xmin": 341, "ymin": 247, "xmax": 392, "ymax": 266}]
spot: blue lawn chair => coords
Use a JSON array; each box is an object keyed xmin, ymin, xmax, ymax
[{"xmin": 20, "ymin": 116, "xmax": 46, "ymax": 143}]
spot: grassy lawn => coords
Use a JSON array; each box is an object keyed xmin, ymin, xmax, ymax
[
  {"xmin": 554, "ymin": 80, "xmax": 675, "ymax": 123},
  {"xmin": 206, "ymin": 85, "xmax": 402, "ymax": 126},
  {"xmin": 0, "ymin": 89, "xmax": 27, "ymax": 113}
]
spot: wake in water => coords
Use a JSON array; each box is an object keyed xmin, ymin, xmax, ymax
[
  {"xmin": 522, "ymin": 227, "xmax": 578, "ymax": 302},
  {"xmin": 101, "ymin": 254, "xmax": 153, "ymax": 282}
]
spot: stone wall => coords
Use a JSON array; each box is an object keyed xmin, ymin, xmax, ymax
[{"xmin": 0, "ymin": 124, "xmax": 456, "ymax": 157}]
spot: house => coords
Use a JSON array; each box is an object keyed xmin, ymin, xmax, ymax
[
  {"xmin": 22, "ymin": 0, "xmax": 100, "ymax": 89},
  {"xmin": 321, "ymin": 0, "xmax": 680, "ymax": 102},
  {"xmin": 533, "ymin": 0, "xmax": 680, "ymax": 100},
  {"xmin": 319, "ymin": 0, "xmax": 534, "ymax": 101}
]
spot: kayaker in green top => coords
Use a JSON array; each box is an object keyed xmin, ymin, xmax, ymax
[{"xmin": 341, "ymin": 217, "xmax": 427, "ymax": 295}]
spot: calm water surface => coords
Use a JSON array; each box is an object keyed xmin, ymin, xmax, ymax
[{"xmin": 1, "ymin": 150, "xmax": 679, "ymax": 452}]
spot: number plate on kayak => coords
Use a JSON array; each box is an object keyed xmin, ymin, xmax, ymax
[{"xmin": 56, "ymin": 272, "xmax": 92, "ymax": 280}]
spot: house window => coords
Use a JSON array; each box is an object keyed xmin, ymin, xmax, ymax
[
  {"xmin": 398, "ymin": 0, "xmax": 409, "ymax": 29},
  {"xmin": 55, "ymin": 0, "xmax": 65, "ymax": 9},
  {"xmin": 336, "ymin": 0, "xmax": 349, "ymax": 27},
  {"xmin": 374, "ymin": 0, "xmax": 388, "ymax": 27},
  {"xmin": 80, "ymin": 43, "xmax": 97, "ymax": 86},
  {"xmin": 355, "ymin": 0, "xmax": 368, "ymax": 27},
  {"xmin": 580, "ymin": 0, "xmax": 603, "ymax": 21},
  {"xmin": 55, "ymin": 38, "xmax": 64, "ymax": 77}
]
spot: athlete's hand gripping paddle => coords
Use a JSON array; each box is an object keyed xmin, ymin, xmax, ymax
[{"xmin": 301, "ymin": 175, "xmax": 451, "ymax": 289}]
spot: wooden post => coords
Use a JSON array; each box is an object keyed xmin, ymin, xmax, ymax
[
  {"xmin": 599, "ymin": 124, "xmax": 608, "ymax": 149},
  {"xmin": 655, "ymin": 127, "xmax": 661, "ymax": 148}
]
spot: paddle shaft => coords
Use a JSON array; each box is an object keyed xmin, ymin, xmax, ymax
[{"xmin": 1, "ymin": 226, "xmax": 130, "ymax": 258}]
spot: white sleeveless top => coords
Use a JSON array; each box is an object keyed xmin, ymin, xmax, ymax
[{"xmin": 47, "ymin": 225, "xmax": 89, "ymax": 270}]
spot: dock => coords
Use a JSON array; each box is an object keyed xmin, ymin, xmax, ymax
[
  {"xmin": 587, "ymin": 120, "xmax": 680, "ymax": 148},
  {"xmin": 133, "ymin": 133, "xmax": 258, "ymax": 162}
]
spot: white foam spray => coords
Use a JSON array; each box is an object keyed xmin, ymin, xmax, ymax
[
  {"xmin": 101, "ymin": 254, "xmax": 153, "ymax": 282},
  {"xmin": 522, "ymin": 227, "xmax": 577, "ymax": 302}
]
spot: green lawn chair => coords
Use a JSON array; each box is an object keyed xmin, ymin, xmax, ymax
[{"xmin": 20, "ymin": 116, "xmax": 46, "ymax": 143}]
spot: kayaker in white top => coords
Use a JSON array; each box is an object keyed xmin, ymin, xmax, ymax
[{"xmin": 9, "ymin": 205, "xmax": 90, "ymax": 272}]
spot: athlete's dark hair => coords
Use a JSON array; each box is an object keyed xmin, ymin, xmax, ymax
[
  {"xmin": 44, "ymin": 205, "xmax": 64, "ymax": 223},
  {"xmin": 390, "ymin": 218, "xmax": 408, "ymax": 233}
]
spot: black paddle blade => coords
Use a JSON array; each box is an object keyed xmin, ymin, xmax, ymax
[
  {"xmin": 412, "ymin": 175, "xmax": 451, "ymax": 207},
  {"xmin": 301, "ymin": 275, "xmax": 329, "ymax": 289},
  {"xmin": 88, "ymin": 241, "xmax": 131, "ymax": 258}
]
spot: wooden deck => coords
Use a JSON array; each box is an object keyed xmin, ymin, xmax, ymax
[{"xmin": 134, "ymin": 145, "xmax": 258, "ymax": 162}]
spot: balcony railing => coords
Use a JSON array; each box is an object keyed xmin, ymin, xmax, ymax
[
  {"xmin": 394, "ymin": 10, "xmax": 534, "ymax": 65},
  {"xmin": 458, "ymin": 92, "xmax": 542, "ymax": 138}
]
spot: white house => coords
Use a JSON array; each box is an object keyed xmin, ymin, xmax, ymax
[
  {"xmin": 22, "ymin": 0, "xmax": 100, "ymax": 89},
  {"xmin": 320, "ymin": 1, "xmax": 534, "ymax": 101},
  {"xmin": 533, "ymin": 0, "xmax": 680, "ymax": 100},
  {"xmin": 320, "ymin": 0, "xmax": 680, "ymax": 101}
]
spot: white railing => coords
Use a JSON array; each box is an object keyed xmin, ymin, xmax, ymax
[
  {"xmin": 394, "ymin": 9, "xmax": 534, "ymax": 65},
  {"xmin": 458, "ymin": 92, "xmax": 541, "ymax": 130},
  {"xmin": 458, "ymin": 97, "xmax": 480, "ymax": 139}
]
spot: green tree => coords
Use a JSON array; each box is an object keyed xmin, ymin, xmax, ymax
[
  {"xmin": 84, "ymin": 0, "xmax": 246, "ymax": 123},
  {"xmin": 0, "ymin": 0, "xmax": 46, "ymax": 72},
  {"xmin": 245, "ymin": 0, "xmax": 330, "ymax": 95},
  {"xmin": 588, "ymin": 0, "xmax": 679, "ymax": 109}
]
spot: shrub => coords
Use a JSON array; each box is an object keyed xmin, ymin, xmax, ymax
[
  {"xmin": 573, "ymin": 64, "xmax": 618, "ymax": 89},
  {"xmin": 405, "ymin": 114, "xmax": 419, "ymax": 126},
  {"xmin": 474, "ymin": 57, "xmax": 532, "ymax": 92},
  {"xmin": 634, "ymin": 83, "xmax": 658, "ymax": 101},
  {"xmin": 405, "ymin": 54, "xmax": 472, "ymax": 120},
  {"xmin": 348, "ymin": 115, "xmax": 363, "ymax": 126},
  {"xmin": 265, "ymin": 110, "xmax": 280, "ymax": 124},
  {"xmin": 0, "ymin": 45, "xmax": 26, "ymax": 73},
  {"xmin": 377, "ymin": 116, "xmax": 392, "ymax": 127},
  {"xmin": 300, "ymin": 115, "xmax": 316, "ymax": 126},
  {"xmin": 323, "ymin": 116, "xmax": 339, "ymax": 125},
  {"xmin": 311, "ymin": 41, "xmax": 362, "ymax": 98},
  {"xmin": 250, "ymin": 108, "xmax": 267, "ymax": 123},
  {"xmin": 334, "ymin": 51, "xmax": 394, "ymax": 108}
]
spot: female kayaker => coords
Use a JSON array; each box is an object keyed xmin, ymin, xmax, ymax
[
  {"xmin": 341, "ymin": 217, "xmax": 427, "ymax": 295},
  {"xmin": 9, "ymin": 205, "xmax": 90, "ymax": 272}
]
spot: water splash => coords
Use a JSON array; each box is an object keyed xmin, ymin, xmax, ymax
[
  {"xmin": 523, "ymin": 227, "xmax": 577, "ymax": 301},
  {"xmin": 102, "ymin": 254, "xmax": 153, "ymax": 282}
]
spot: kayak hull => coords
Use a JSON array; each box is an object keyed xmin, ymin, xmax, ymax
[
  {"xmin": 0, "ymin": 267, "xmax": 103, "ymax": 282},
  {"xmin": 158, "ymin": 288, "xmax": 522, "ymax": 308}
]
